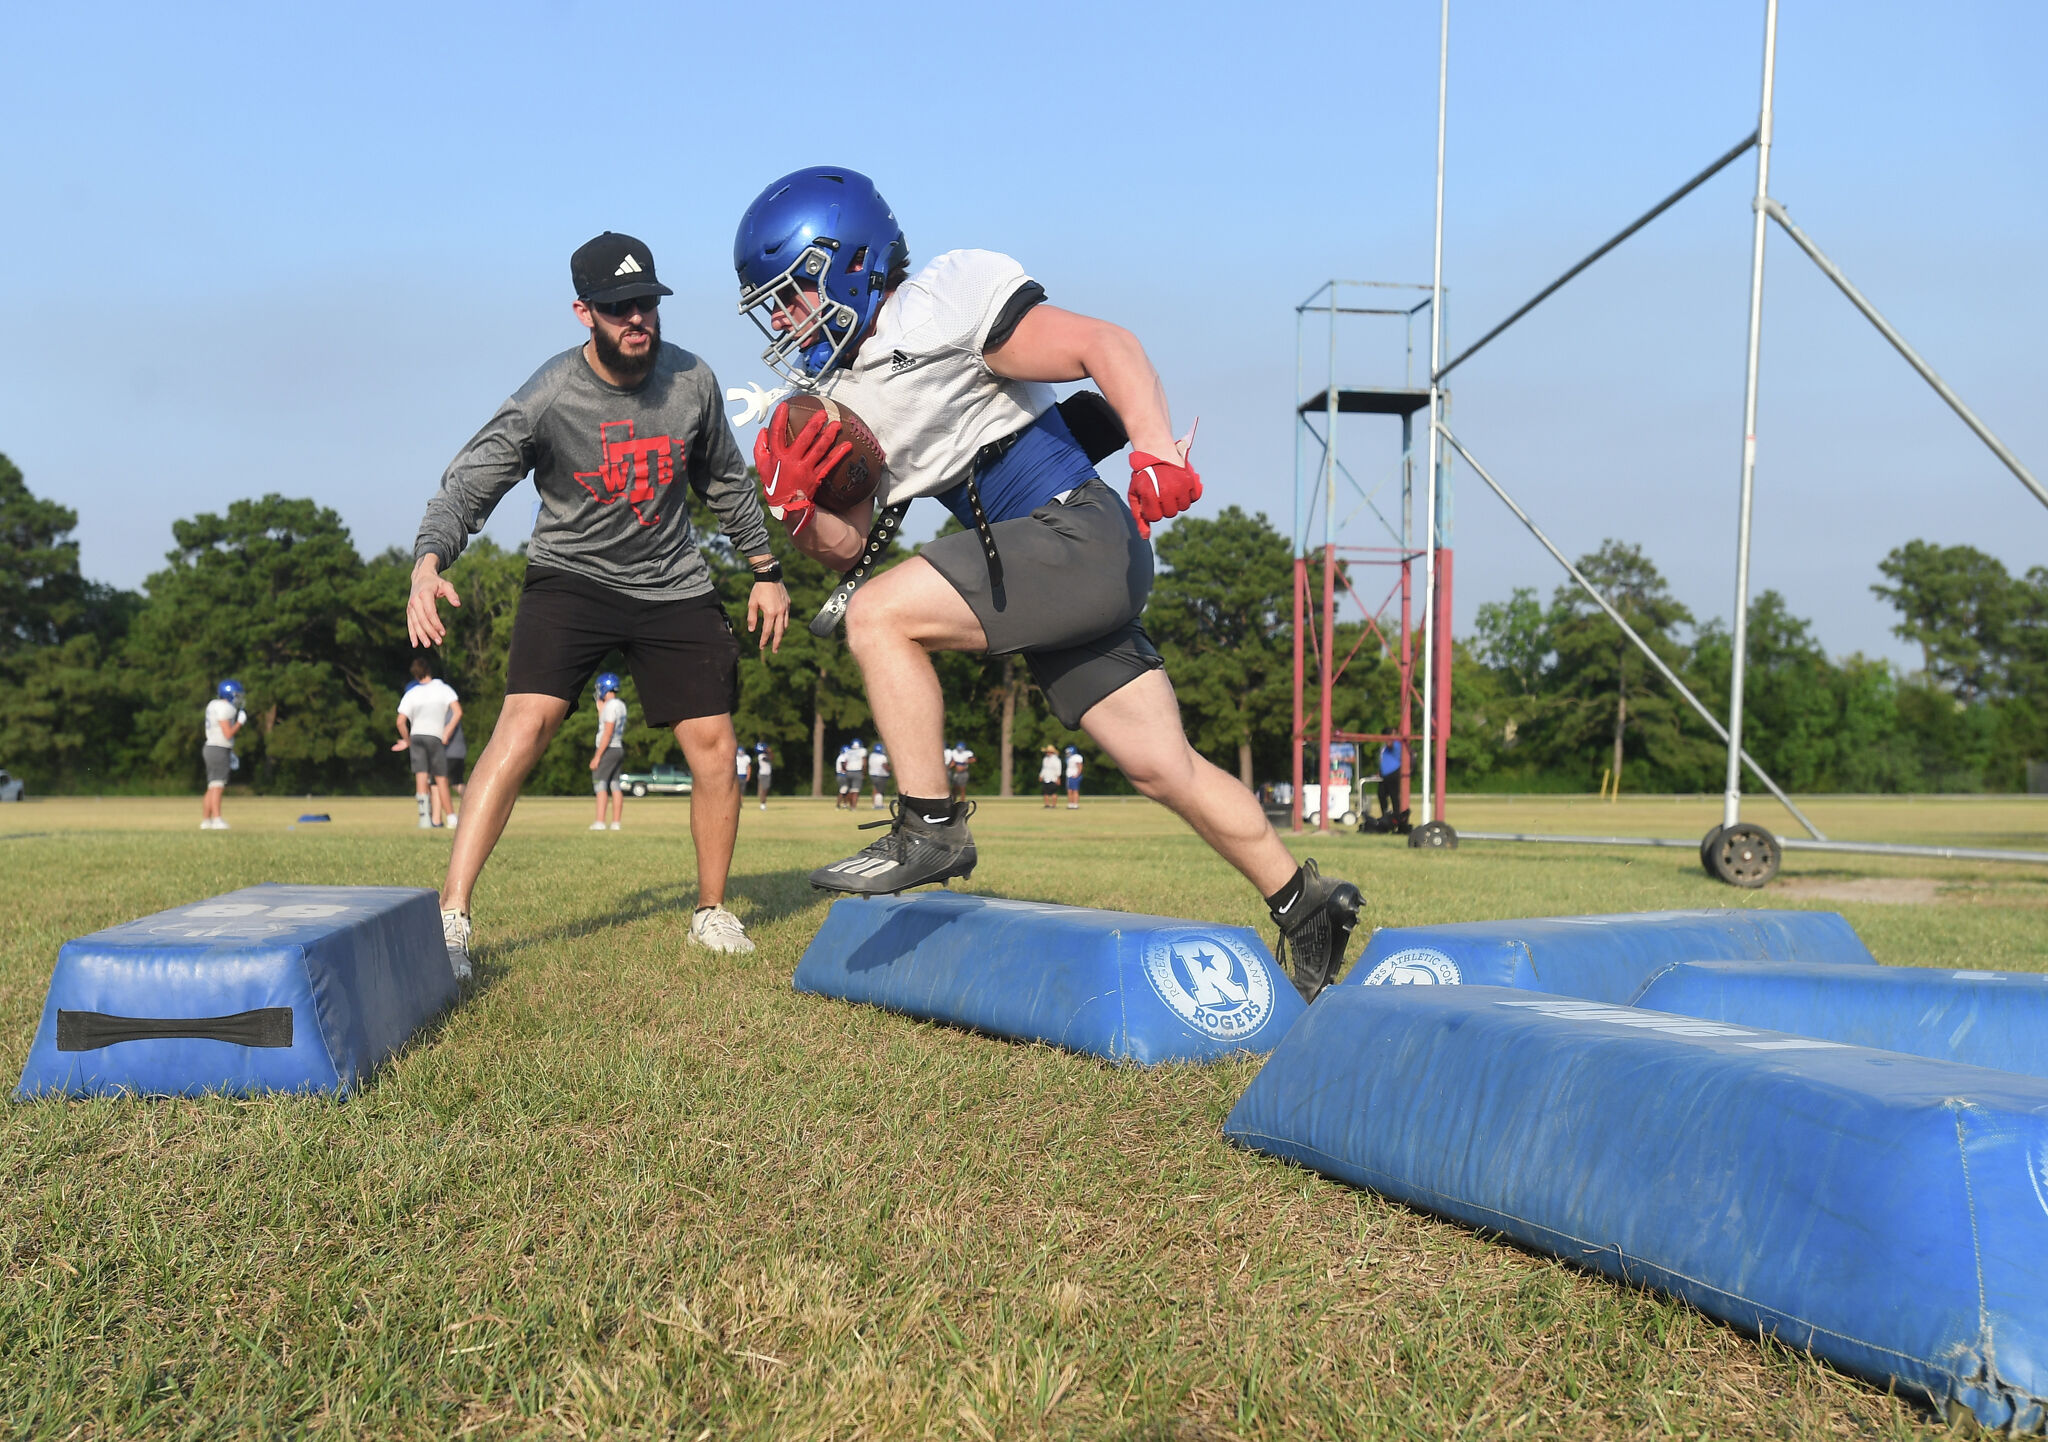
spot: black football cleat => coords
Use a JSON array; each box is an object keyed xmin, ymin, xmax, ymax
[
  {"xmin": 811, "ymin": 800, "xmax": 977, "ymax": 895},
  {"xmin": 1270, "ymin": 858, "xmax": 1364, "ymax": 1003}
]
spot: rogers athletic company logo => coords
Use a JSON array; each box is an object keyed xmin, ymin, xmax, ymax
[
  {"xmin": 1140, "ymin": 931, "xmax": 1276, "ymax": 1041},
  {"xmin": 1362, "ymin": 947, "xmax": 1462, "ymax": 986},
  {"xmin": 574, "ymin": 419, "xmax": 680, "ymax": 525}
]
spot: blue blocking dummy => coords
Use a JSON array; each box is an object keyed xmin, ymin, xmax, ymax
[
  {"xmin": 18, "ymin": 885, "xmax": 456, "ymax": 1099},
  {"xmin": 793, "ymin": 892, "xmax": 1303, "ymax": 1065},
  {"xmin": 1226, "ymin": 983, "xmax": 2048, "ymax": 1429},
  {"xmin": 1340, "ymin": 907, "xmax": 1873, "ymax": 1001},
  {"xmin": 1632, "ymin": 960, "xmax": 2048, "ymax": 1079}
]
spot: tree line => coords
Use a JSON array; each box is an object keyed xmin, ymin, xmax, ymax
[{"xmin": 1, "ymin": 451, "xmax": 2040, "ymax": 798}]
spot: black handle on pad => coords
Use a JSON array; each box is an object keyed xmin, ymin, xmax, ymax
[{"xmin": 56, "ymin": 1007, "xmax": 294, "ymax": 1051}]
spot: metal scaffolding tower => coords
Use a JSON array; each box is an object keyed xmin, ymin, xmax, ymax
[{"xmin": 1289, "ymin": 281, "xmax": 1453, "ymax": 840}]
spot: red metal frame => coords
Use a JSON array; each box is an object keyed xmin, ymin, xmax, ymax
[{"xmin": 1290, "ymin": 544, "xmax": 1453, "ymax": 834}]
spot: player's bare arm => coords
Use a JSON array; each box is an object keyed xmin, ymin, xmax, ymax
[{"xmin": 984, "ymin": 306, "xmax": 1180, "ymax": 462}]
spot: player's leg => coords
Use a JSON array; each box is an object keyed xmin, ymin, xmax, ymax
[
  {"xmin": 1077, "ymin": 664, "xmax": 1363, "ymax": 1002},
  {"xmin": 413, "ymin": 767, "xmax": 434, "ymax": 827},
  {"xmin": 442, "ymin": 693, "xmax": 572, "ymax": 912},
  {"xmin": 1079, "ymin": 670, "xmax": 1293, "ymax": 890},
  {"xmin": 841, "ymin": 559, "xmax": 985, "ymax": 799}
]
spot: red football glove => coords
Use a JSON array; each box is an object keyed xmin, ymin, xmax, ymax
[
  {"xmin": 752, "ymin": 403, "xmax": 851, "ymax": 536},
  {"xmin": 1126, "ymin": 421, "xmax": 1202, "ymax": 539}
]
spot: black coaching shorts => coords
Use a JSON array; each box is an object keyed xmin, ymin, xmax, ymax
[
  {"xmin": 922, "ymin": 479, "xmax": 1163, "ymax": 728},
  {"xmin": 506, "ymin": 566, "xmax": 740, "ymax": 727}
]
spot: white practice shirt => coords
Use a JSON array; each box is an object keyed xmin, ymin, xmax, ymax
[
  {"xmin": 203, "ymin": 699, "xmax": 238, "ymax": 749},
  {"xmin": 595, "ymin": 696, "xmax": 628, "ymax": 749},
  {"xmin": 1066, "ymin": 753, "xmax": 1083, "ymax": 781},
  {"xmin": 817, "ymin": 250, "xmax": 1054, "ymax": 506},
  {"xmin": 397, "ymin": 679, "xmax": 459, "ymax": 741},
  {"xmin": 1039, "ymin": 754, "xmax": 1062, "ymax": 785},
  {"xmin": 868, "ymin": 751, "xmax": 890, "ymax": 778}
]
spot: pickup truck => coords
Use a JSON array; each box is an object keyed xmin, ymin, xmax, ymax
[{"xmin": 619, "ymin": 763, "xmax": 692, "ymax": 798}]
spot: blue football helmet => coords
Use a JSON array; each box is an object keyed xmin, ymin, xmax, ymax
[
  {"xmin": 595, "ymin": 671, "xmax": 621, "ymax": 697},
  {"xmin": 735, "ymin": 167, "xmax": 905, "ymax": 384},
  {"xmin": 217, "ymin": 679, "xmax": 244, "ymax": 703},
  {"xmin": 1065, "ymin": 746, "xmax": 1079, "ymax": 757}
]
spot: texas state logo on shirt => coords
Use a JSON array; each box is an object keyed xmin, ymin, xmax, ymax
[{"xmin": 573, "ymin": 420, "xmax": 683, "ymax": 525}]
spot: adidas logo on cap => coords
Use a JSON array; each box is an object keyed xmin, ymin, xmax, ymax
[{"xmin": 614, "ymin": 254, "xmax": 644, "ymax": 277}]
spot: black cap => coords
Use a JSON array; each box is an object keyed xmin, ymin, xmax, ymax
[{"xmin": 571, "ymin": 231, "xmax": 675, "ymax": 304}]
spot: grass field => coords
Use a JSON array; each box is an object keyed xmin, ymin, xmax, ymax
[{"xmin": 3, "ymin": 792, "xmax": 2044, "ymax": 1439}]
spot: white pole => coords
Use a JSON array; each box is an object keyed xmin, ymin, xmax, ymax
[
  {"xmin": 1422, "ymin": 0, "xmax": 1449, "ymax": 826},
  {"xmin": 1723, "ymin": 0, "xmax": 1778, "ymax": 833}
]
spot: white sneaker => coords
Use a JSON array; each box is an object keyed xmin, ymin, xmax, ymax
[
  {"xmin": 441, "ymin": 909, "xmax": 473, "ymax": 982},
  {"xmin": 608, "ymin": 821, "xmax": 621, "ymax": 831},
  {"xmin": 213, "ymin": 818, "xmax": 230, "ymax": 830},
  {"xmin": 589, "ymin": 820, "xmax": 609, "ymax": 831},
  {"xmin": 445, "ymin": 814, "xmax": 458, "ymax": 831},
  {"xmin": 689, "ymin": 904, "xmax": 756, "ymax": 955}
]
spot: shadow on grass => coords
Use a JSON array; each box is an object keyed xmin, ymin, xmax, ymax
[{"xmin": 478, "ymin": 865, "xmax": 824, "ymax": 963}]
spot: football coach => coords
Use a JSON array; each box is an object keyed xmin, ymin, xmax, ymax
[{"xmin": 407, "ymin": 231, "xmax": 789, "ymax": 976}]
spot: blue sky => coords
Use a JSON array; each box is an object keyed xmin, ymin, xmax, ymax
[{"xmin": 1, "ymin": 1, "xmax": 2041, "ymax": 666}]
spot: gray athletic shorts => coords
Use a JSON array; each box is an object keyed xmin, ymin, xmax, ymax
[
  {"xmin": 594, "ymin": 748, "xmax": 624, "ymax": 793},
  {"xmin": 408, "ymin": 735, "xmax": 448, "ymax": 779},
  {"xmin": 202, "ymin": 745, "xmax": 232, "ymax": 787},
  {"xmin": 921, "ymin": 479, "xmax": 1163, "ymax": 728}
]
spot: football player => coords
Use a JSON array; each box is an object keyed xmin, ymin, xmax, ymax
[{"xmin": 732, "ymin": 168, "xmax": 1362, "ymax": 999}]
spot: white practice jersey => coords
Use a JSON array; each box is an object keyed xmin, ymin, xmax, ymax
[
  {"xmin": 844, "ymin": 744, "xmax": 868, "ymax": 776},
  {"xmin": 868, "ymin": 751, "xmax": 890, "ymax": 778},
  {"xmin": 203, "ymin": 698, "xmax": 238, "ymax": 749},
  {"xmin": 1066, "ymin": 753, "xmax": 1083, "ymax": 781},
  {"xmin": 816, "ymin": 250, "xmax": 1054, "ymax": 507},
  {"xmin": 953, "ymin": 747, "xmax": 975, "ymax": 769},
  {"xmin": 756, "ymin": 753, "xmax": 772, "ymax": 776},
  {"xmin": 397, "ymin": 678, "xmax": 459, "ymax": 741},
  {"xmin": 1039, "ymin": 753, "xmax": 1062, "ymax": 785},
  {"xmin": 736, "ymin": 750, "xmax": 752, "ymax": 779},
  {"xmin": 595, "ymin": 696, "xmax": 628, "ymax": 749}
]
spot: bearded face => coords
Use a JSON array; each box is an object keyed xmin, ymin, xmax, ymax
[{"xmin": 590, "ymin": 305, "xmax": 661, "ymax": 386}]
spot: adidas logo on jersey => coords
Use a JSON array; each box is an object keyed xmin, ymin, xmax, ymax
[
  {"xmin": 889, "ymin": 349, "xmax": 915, "ymax": 374},
  {"xmin": 614, "ymin": 255, "xmax": 645, "ymax": 277}
]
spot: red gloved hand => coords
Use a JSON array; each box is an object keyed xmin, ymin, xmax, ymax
[
  {"xmin": 1126, "ymin": 421, "xmax": 1202, "ymax": 539},
  {"xmin": 752, "ymin": 403, "xmax": 852, "ymax": 536}
]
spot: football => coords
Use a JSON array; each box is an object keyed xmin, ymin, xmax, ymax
[{"xmin": 779, "ymin": 394, "xmax": 885, "ymax": 511}]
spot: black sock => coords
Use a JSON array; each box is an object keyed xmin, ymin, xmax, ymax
[
  {"xmin": 1265, "ymin": 865, "xmax": 1308, "ymax": 918},
  {"xmin": 902, "ymin": 794, "xmax": 954, "ymax": 825}
]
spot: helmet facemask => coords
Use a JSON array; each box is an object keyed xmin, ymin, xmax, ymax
[{"xmin": 741, "ymin": 241, "xmax": 868, "ymax": 389}]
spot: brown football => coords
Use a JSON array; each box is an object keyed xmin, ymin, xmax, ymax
[{"xmin": 779, "ymin": 394, "xmax": 885, "ymax": 511}]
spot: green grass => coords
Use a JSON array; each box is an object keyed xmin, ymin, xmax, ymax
[{"xmin": 3, "ymin": 793, "xmax": 2044, "ymax": 1439}]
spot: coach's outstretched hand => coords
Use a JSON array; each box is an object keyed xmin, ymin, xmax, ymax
[
  {"xmin": 407, "ymin": 554, "xmax": 461, "ymax": 648},
  {"xmin": 747, "ymin": 577, "xmax": 791, "ymax": 654},
  {"xmin": 753, "ymin": 405, "xmax": 851, "ymax": 536},
  {"xmin": 1126, "ymin": 422, "xmax": 1202, "ymax": 539}
]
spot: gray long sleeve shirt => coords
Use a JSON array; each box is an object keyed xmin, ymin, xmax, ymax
[{"xmin": 413, "ymin": 342, "xmax": 770, "ymax": 601}]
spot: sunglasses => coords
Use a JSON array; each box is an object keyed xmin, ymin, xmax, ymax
[{"xmin": 590, "ymin": 295, "xmax": 660, "ymax": 319}]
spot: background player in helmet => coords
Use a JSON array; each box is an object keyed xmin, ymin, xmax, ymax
[
  {"xmin": 866, "ymin": 741, "xmax": 891, "ymax": 810},
  {"xmin": 409, "ymin": 230, "xmax": 788, "ymax": 977},
  {"xmin": 753, "ymin": 741, "xmax": 772, "ymax": 810},
  {"xmin": 735, "ymin": 167, "xmax": 1362, "ymax": 999},
  {"xmin": 590, "ymin": 672, "xmax": 628, "ymax": 831},
  {"xmin": 200, "ymin": 679, "xmax": 244, "ymax": 830},
  {"xmin": 945, "ymin": 739, "xmax": 973, "ymax": 804},
  {"xmin": 1065, "ymin": 745, "xmax": 1084, "ymax": 810},
  {"xmin": 841, "ymin": 736, "xmax": 868, "ymax": 810}
]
